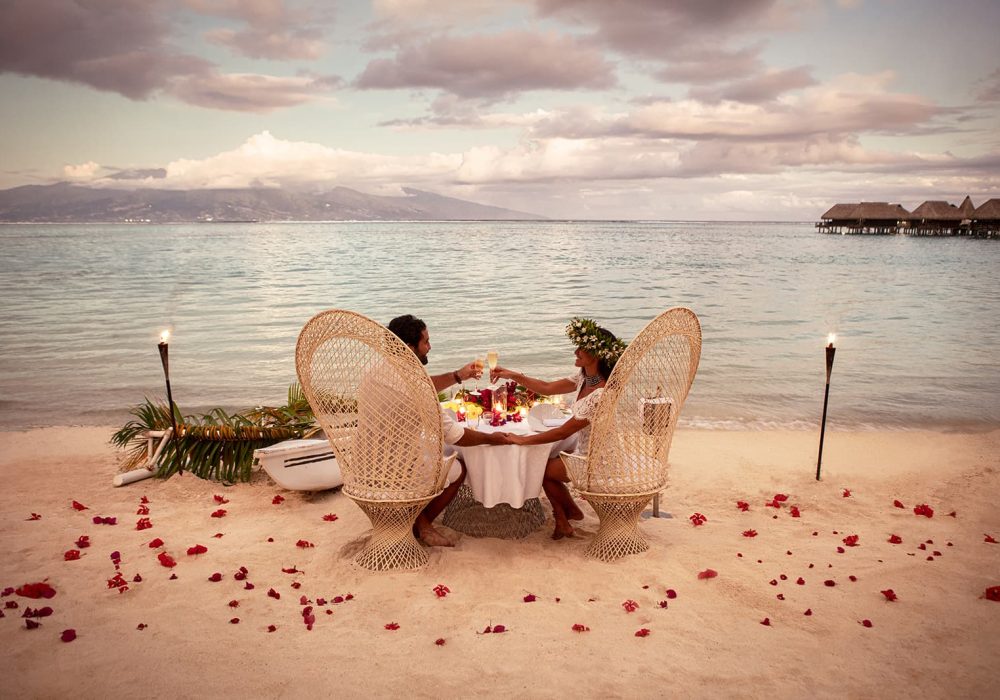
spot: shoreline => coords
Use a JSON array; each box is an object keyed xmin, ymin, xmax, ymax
[{"xmin": 3, "ymin": 427, "xmax": 998, "ymax": 698}]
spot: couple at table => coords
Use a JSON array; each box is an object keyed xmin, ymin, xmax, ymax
[{"xmin": 388, "ymin": 313, "xmax": 626, "ymax": 543}]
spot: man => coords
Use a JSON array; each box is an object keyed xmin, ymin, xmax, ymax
[{"xmin": 387, "ymin": 314, "xmax": 511, "ymax": 547}]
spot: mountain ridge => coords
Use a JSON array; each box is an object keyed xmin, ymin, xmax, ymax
[{"xmin": 0, "ymin": 183, "xmax": 544, "ymax": 223}]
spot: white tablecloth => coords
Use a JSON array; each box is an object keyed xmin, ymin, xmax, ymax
[{"xmin": 454, "ymin": 421, "xmax": 555, "ymax": 508}]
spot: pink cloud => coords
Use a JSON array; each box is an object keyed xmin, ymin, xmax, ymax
[{"xmin": 356, "ymin": 30, "xmax": 616, "ymax": 98}]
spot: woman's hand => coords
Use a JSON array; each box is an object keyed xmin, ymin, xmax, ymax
[
  {"xmin": 491, "ymin": 365, "xmax": 514, "ymax": 383},
  {"xmin": 505, "ymin": 433, "xmax": 528, "ymax": 446}
]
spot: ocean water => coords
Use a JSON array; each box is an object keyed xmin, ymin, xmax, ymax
[{"xmin": 1, "ymin": 221, "xmax": 998, "ymax": 431}]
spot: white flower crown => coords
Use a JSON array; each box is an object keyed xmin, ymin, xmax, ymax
[{"xmin": 565, "ymin": 317, "xmax": 627, "ymax": 365}]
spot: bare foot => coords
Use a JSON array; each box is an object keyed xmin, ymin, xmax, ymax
[
  {"xmin": 565, "ymin": 502, "xmax": 585, "ymax": 521},
  {"xmin": 418, "ymin": 525, "xmax": 454, "ymax": 547},
  {"xmin": 551, "ymin": 522, "xmax": 575, "ymax": 540}
]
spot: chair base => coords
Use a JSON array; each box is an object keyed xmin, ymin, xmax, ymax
[
  {"xmin": 349, "ymin": 495, "xmax": 435, "ymax": 571},
  {"xmin": 580, "ymin": 492, "xmax": 655, "ymax": 562}
]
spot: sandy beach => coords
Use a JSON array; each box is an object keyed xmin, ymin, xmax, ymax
[{"xmin": 2, "ymin": 426, "xmax": 998, "ymax": 698}]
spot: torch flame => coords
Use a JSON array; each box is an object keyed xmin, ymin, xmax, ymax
[
  {"xmin": 827, "ymin": 333, "xmax": 836, "ymax": 347},
  {"xmin": 160, "ymin": 330, "xmax": 170, "ymax": 343}
]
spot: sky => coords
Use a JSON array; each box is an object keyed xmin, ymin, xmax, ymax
[{"xmin": 1, "ymin": 0, "xmax": 998, "ymax": 220}]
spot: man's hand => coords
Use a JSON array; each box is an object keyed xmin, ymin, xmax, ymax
[
  {"xmin": 486, "ymin": 431, "xmax": 514, "ymax": 446},
  {"xmin": 458, "ymin": 360, "xmax": 483, "ymax": 382}
]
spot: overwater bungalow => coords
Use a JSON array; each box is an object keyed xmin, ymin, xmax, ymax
[
  {"xmin": 971, "ymin": 199, "xmax": 1000, "ymax": 238},
  {"xmin": 905, "ymin": 201, "xmax": 963, "ymax": 235},
  {"xmin": 817, "ymin": 202, "xmax": 911, "ymax": 234}
]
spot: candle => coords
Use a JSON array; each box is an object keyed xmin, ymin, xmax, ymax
[
  {"xmin": 157, "ymin": 329, "xmax": 180, "ymax": 456},
  {"xmin": 827, "ymin": 333, "xmax": 836, "ymax": 348},
  {"xmin": 816, "ymin": 333, "xmax": 838, "ymax": 480}
]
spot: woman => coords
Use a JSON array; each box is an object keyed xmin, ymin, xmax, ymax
[{"xmin": 491, "ymin": 317, "xmax": 627, "ymax": 540}]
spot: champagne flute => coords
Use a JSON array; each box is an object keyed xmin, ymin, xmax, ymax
[
  {"xmin": 486, "ymin": 349, "xmax": 498, "ymax": 384},
  {"xmin": 473, "ymin": 356, "xmax": 484, "ymax": 390}
]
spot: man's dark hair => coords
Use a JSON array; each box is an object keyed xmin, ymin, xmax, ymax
[{"xmin": 387, "ymin": 314, "xmax": 426, "ymax": 348}]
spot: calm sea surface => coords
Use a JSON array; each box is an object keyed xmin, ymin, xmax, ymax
[{"xmin": 1, "ymin": 221, "xmax": 998, "ymax": 431}]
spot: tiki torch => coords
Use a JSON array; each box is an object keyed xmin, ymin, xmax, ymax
[
  {"xmin": 158, "ymin": 330, "xmax": 180, "ymax": 446},
  {"xmin": 815, "ymin": 334, "xmax": 836, "ymax": 481}
]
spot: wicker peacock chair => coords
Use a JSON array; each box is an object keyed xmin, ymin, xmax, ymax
[
  {"xmin": 295, "ymin": 309, "xmax": 454, "ymax": 571},
  {"xmin": 561, "ymin": 307, "xmax": 701, "ymax": 561}
]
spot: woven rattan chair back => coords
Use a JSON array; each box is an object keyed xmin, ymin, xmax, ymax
[
  {"xmin": 563, "ymin": 307, "xmax": 701, "ymax": 561},
  {"xmin": 295, "ymin": 309, "xmax": 450, "ymax": 570}
]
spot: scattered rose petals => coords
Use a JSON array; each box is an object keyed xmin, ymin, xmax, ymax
[
  {"xmin": 212, "ymin": 533, "xmax": 224, "ymax": 538},
  {"xmin": 760, "ymin": 617, "xmax": 771, "ymax": 626},
  {"xmin": 860, "ymin": 619, "xmax": 873, "ymax": 628},
  {"xmin": 736, "ymin": 501, "xmax": 749, "ymax": 512},
  {"xmin": 776, "ymin": 594, "xmax": 785, "ymax": 600},
  {"xmin": 665, "ymin": 589, "xmax": 677, "ymax": 599},
  {"xmin": 385, "ymin": 622, "xmax": 400, "ymax": 630},
  {"xmin": 64, "ymin": 550, "xmax": 81, "ymax": 561},
  {"xmin": 60, "ymin": 628, "xmax": 77, "ymax": 642},
  {"xmin": 888, "ymin": 534, "xmax": 902, "ymax": 544},
  {"xmin": 493, "ymin": 624, "xmax": 506, "ymax": 633},
  {"xmin": 774, "ymin": 494, "xmax": 789, "ymax": 502},
  {"xmin": 634, "ymin": 628, "xmax": 650, "ymax": 637},
  {"xmin": 234, "ymin": 566, "xmax": 248, "ymax": 580},
  {"xmin": 210, "ymin": 509, "xmax": 227, "ymax": 518},
  {"xmin": 268, "ymin": 625, "xmax": 277, "ymax": 633},
  {"xmin": 230, "ymin": 618, "xmax": 240, "ymax": 624},
  {"xmin": 136, "ymin": 505, "xmax": 149, "ymax": 515},
  {"xmin": 186, "ymin": 544, "xmax": 208, "ymax": 556},
  {"xmin": 169, "ymin": 573, "xmax": 177, "ymax": 580},
  {"xmin": 213, "ymin": 495, "xmax": 229, "ymax": 504},
  {"xmin": 71, "ymin": 501, "xmax": 88, "ymax": 511},
  {"xmin": 804, "ymin": 608, "xmax": 813, "ymax": 616},
  {"xmin": 881, "ymin": 589, "xmax": 897, "ymax": 601},
  {"xmin": 622, "ymin": 599, "xmax": 638, "ymax": 613},
  {"xmin": 658, "ymin": 600, "xmax": 669, "ymax": 608},
  {"xmin": 796, "ymin": 577, "xmax": 805, "ymax": 585},
  {"xmin": 824, "ymin": 579, "xmax": 836, "ymax": 587},
  {"xmin": 295, "ymin": 540, "xmax": 314, "ymax": 548},
  {"xmin": 4, "ymin": 601, "xmax": 18, "ymax": 609},
  {"xmin": 135, "ymin": 517, "xmax": 153, "ymax": 531},
  {"xmin": 268, "ymin": 588, "xmax": 281, "ymax": 600},
  {"xmin": 228, "ymin": 600, "xmax": 239, "ymax": 608},
  {"xmin": 842, "ymin": 489, "xmax": 851, "ymax": 497},
  {"xmin": 92, "ymin": 516, "xmax": 117, "ymax": 525},
  {"xmin": 913, "ymin": 504, "xmax": 934, "ymax": 518},
  {"xmin": 25, "ymin": 619, "xmax": 41, "ymax": 629},
  {"xmin": 137, "ymin": 623, "xmax": 147, "ymax": 630},
  {"xmin": 157, "ymin": 552, "xmax": 177, "ymax": 568},
  {"xmin": 983, "ymin": 586, "xmax": 1000, "ymax": 602},
  {"xmin": 22, "ymin": 606, "xmax": 54, "ymax": 618},
  {"xmin": 132, "ymin": 573, "xmax": 143, "ymax": 583},
  {"xmin": 985, "ymin": 534, "xmax": 997, "ymax": 544},
  {"xmin": 769, "ymin": 579, "xmax": 778, "ymax": 586},
  {"xmin": 140, "ymin": 496, "xmax": 149, "ymax": 504},
  {"xmin": 697, "ymin": 569, "xmax": 718, "ymax": 580},
  {"xmin": 75, "ymin": 535, "xmax": 90, "ymax": 548},
  {"xmin": 918, "ymin": 543, "xmax": 927, "ymax": 551},
  {"xmin": 291, "ymin": 581, "xmax": 302, "ymax": 590},
  {"xmin": 523, "ymin": 594, "xmax": 536, "ymax": 603},
  {"xmin": 893, "ymin": 499, "xmax": 905, "ymax": 508},
  {"xmin": 429, "ymin": 584, "xmax": 449, "ymax": 598},
  {"xmin": 689, "ymin": 513, "xmax": 707, "ymax": 526},
  {"xmin": 572, "ymin": 624, "xmax": 590, "ymax": 632},
  {"xmin": 299, "ymin": 595, "xmax": 310, "ymax": 606},
  {"xmin": 435, "ymin": 638, "xmax": 445, "ymax": 645},
  {"xmin": 848, "ymin": 575, "xmax": 858, "ymax": 582},
  {"xmin": 322, "ymin": 513, "xmax": 338, "ymax": 522},
  {"xmin": 843, "ymin": 535, "xmax": 859, "ymax": 547},
  {"xmin": 790, "ymin": 506, "xmax": 801, "ymax": 518},
  {"xmin": 272, "ymin": 495, "xmax": 285, "ymax": 505},
  {"xmin": 742, "ymin": 529, "xmax": 758, "ymax": 538},
  {"xmin": 27, "ymin": 513, "xmax": 42, "ymax": 520},
  {"xmin": 15, "ymin": 582, "xmax": 56, "ymax": 599},
  {"xmin": 947, "ymin": 510, "xmax": 957, "ymax": 517},
  {"xmin": 148, "ymin": 538, "xmax": 164, "ymax": 548},
  {"xmin": 208, "ymin": 573, "xmax": 223, "ymax": 582},
  {"xmin": 244, "ymin": 582, "xmax": 254, "ymax": 590},
  {"xmin": 281, "ymin": 567, "xmax": 300, "ymax": 574},
  {"xmin": 836, "ymin": 546, "xmax": 845, "ymax": 554}
]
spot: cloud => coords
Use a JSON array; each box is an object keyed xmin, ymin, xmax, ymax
[
  {"xmin": 185, "ymin": 0, "xmax": 333, "ymax": 60},
  {"xmin": 63, "ymin": 161, "xmax": 103, "ymax": 179},
  {"xmin": 690, "ymin": 66, "xmax": 817, "ymax": 103},
  {"xmin": 977, "ymin": 68, "xmax": 1000, "ymax": 102},
  {"xmin": 169, "ymin": 72, "xmax": 339, "ymax": 112},
  {"xmin": 355, "ymin": 30, "xmax": 616, "ymax": 98}
]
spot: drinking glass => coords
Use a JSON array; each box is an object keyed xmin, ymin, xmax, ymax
[
  {"xmin": 486, "ymin": 349, "xmax": 498, "ymax": 383},
  {"xmin": 473, "ymin": 356, "xmax": 484, "ymax": 389}
]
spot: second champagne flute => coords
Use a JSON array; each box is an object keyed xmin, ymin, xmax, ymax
[{"xmin": 486, "ymin": 349, "xmax": 498, "ymax": 384}]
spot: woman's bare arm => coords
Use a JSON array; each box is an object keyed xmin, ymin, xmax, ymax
[{"xmin": 491, "ymin": 366, "xmax": 576, "ymax": 396}]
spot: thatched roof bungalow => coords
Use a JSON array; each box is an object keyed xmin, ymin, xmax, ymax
[
  {"xmin": 909, "ymin": 201, "xmax": 962, "ymax": 222},
  {"xmin": 972, "ymin": 198, "xmax": 1000, "ymax": 221},
  {"xmin": 817, "ymin": 202, "xmax": 909, "ymax": 234},
  {"xmin": 958, "ymin": 196, "xmax": 976, "ymax": 219}
]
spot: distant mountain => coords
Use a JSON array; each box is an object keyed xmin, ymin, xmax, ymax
[{"xmin": 0, "ymin": 183, "xmax": 544, "ymax": 222}]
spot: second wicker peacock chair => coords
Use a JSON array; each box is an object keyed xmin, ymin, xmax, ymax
[
  {"xmin": 561, "ymin": 307, "xmax": 701, "ymax": 561},
  {"xmin": 295, "ymin": 310, "xmax": 454, "ymax": 571}
]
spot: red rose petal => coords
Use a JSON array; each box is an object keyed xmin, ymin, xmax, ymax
[
  {"xmin": 523, "ymin": 593, "xmax": 536, "ymax": 602},
  {"xmin": 843, "ymin": 535, "xmax": 859, "ymax": 547},
  {"xmin": 291, "ymin": 582, "xmax": 302, "ymax": 589},
  {"xmin": 635, "ymin": 628, "xmax": 650, "ymax": 637},
  {"xmin": 913, "ymin": 504, "xmax": 934, "ymax": 518},
  {"xmin": 842, "ymin": 489, "xmax": 851, "ymax": 497},
  {"xmin": 268, "ymin": 625, "xmax": 277, "ymax": 633},
  {"xmin": 849, "ymin": 575, "xmax": 857, "ymax": 582},
  {"xmin": 230, "ymin": 618, "xmax": 240, "ymax": 624},
  {"xmin": 186, "ymin": 544, "xmax": 208, "ymax": 556},
  {"xmin": 860, "ymin": 619, "xmax": 873, "ymax": 628},
  {"xmin": 228, "ymin": 600, "xmax": 239, "ymax": 608},
  {"xmin": 824, "ymin": 579, "xmax": 836, "ymax": 587},
  {"xmin": 736, "ymin": 501, "xmax": 750, "ymax": 512},
  {"xmin": 796, "ymin": 577, "xmax": 805, "ymax": 585},
  {"xmin": 71, "ymin": 501, "xmax": 88, "ymax": 511},
  {"xmin": 211, "ymin": 509, "xmax": 227, "ymax": 518},
  {"xmin": 743, "ymin": 529, "xmax": 758, "ymax": 538},
  {"xmin": 947, "ymin": 510, "xmax": 957, "ymax": 517},
  {"xmin": 572, "ymin": 624, "xmax": 590, "ymax": 632},
  {"xmin": 888, "ymin": 534, "xmax": 903, "ymax": 544},
  {"xmin": 435, "ymin": 637, "xmax": 446, "ymax": 645},
  {"xmin": 136, "ymin": 505, "xmax": 149, "ymax": 515},
  {"xmin": 15, "ymin": 582, "xmax": 56, "ymax": 599},
  {"xmin": 893, "ymin": 499, "xmax": 905, "ymax": 508},
  {"xmin": 697, "ymin": 569, "xmax": 718, "ymax": 580},
  {"xmin": 881, "ymin": 589, "xmax": 897, "ymax": 601},
  {"xmin": 385, "ymin": 622, "xmax": 400, "ymax": 630},
  {"xmin": 665, "ymin": 589, "xmax": 677, "ymax": 599},
  {"xmin": 272, "ymin": 495, "xmax": 285, "ymax": 505},
  {"xmin": 659, "ymin": 600, "xmax": 669, "ymax": 607},
  {"xmin": 59, "ymin": 628, "xmax": 77, "ymax": 642},
  {"xmin": 208, "ymin": 572, "xmax": 223, "ymax": 582},
  {"xmin": 268, "ymin": 588, "xmax": 281, "ymax": 600},
  {"xmin": 790, "ymin": 506, "xmax": 801, "ymax": 517},
  {"xmin": 132, "ymin": 574, "xmax": 143, "ymax": 583},
  {"xmin": 322, "ymin": 513, "xmax": 338, "ymax": 522},
  {"xmin": 212, "ymin": 533, "xmax": 224, "ymax": 538},
  {"xmin": 622, "ymin": 599, "xmax": 638, "ymax": 612},
  {"xmin": 983, "ymin": 586, "xmax": 1000, "ymax": 602},
  {"xmin": 760, "ymin": 617, "xmax": 771, "ymax": 626},
  {"xmin": 985, "ymin": 534, "xmax": 998, "ymax": 544},
  {"xmin": 157, "ymin": 552, "xmax": 177, "ymax": 568},
  {"xmin": 769, "ymin": 579, "xmax": 778, "ymax": 586},
  {"xmin": 148, "ymin": 538, "xmax": 164, "ymax": 548},
  {"xmin": 804, "ymin": 608, "xmax": 813, "ymax": 616},
  {"xmin": 295, "ymin": 540, "xmax": 314, "ymax": 548},
  {"xmin": 213, "ymin": 494, "xmax": 229, "ymax": 504},
  {"xmin": 281, "ymin": 566, "xmax": 300, "ymax": 574},
  {"xmin": 64, "ymin": 550, "xmax": 81, "ymax": 561}
]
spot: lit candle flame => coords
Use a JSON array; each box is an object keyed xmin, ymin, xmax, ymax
[
  {"xmin": 827, "ymin": 333, "xmax": 836, "ymax": 347},
  {"xmin": 160, "ymin": 330, "xmax": 170, "ymax": 343}
]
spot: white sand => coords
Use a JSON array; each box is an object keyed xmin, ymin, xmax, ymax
[{"xmin": 2, "ymin": 427, "xmax": 999, "ymax": 698}]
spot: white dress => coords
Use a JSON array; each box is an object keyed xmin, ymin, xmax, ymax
[{"xmin": 564, "ymin": 371, "xmax": 604, "ymax": 455}]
